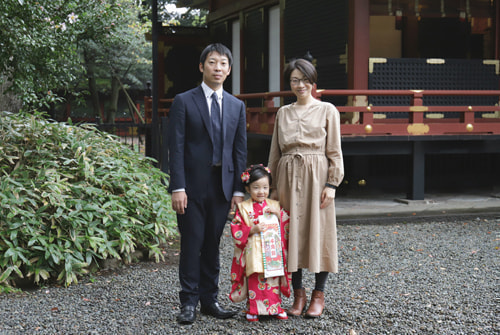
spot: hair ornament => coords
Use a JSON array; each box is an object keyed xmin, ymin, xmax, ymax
[
  {"xmin": 240, "ymin": 171, "xmax": 250, "ymax": 183},
  {"xmin": 253, "ymin": 163, "xmax": 271, "ymax": 173},
  {"xmin": 240, "ymin": 164, "xmax": 271, "ymax": 184}
]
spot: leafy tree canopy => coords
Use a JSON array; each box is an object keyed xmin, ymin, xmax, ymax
[
  {"xmin": 0, "ymin": 0, "xmax": 151, "ymax": 112},
  {"xmin": 157, "ymin": 0, "xmax": 208, "ymax": 27}
]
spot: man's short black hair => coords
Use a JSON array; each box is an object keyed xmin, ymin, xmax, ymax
[{"xmin": 200, "ymin": 43, "xmax": 233, "ymax": 67}]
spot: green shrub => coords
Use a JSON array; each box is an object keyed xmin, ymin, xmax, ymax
[{"xmin": 0, "ymin": 111, "xmax": 177, "ymax": 288}]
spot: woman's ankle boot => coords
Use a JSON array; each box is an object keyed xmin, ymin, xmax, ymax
[
  {"xmin": 287, "ymin": 288, "xmax": 306, "ymax": 316},
  {"xmin": 305, "ymin": 290, "xmax": 325, "ymax": 318}
]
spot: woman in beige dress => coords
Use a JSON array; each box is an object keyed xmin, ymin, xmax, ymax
[{"xmin": 268, "ymin": 58, "xmax": 344, "ymax": 318}]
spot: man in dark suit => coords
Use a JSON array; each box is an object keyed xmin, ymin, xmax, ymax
[{"xmin": 168, "ymin": 43, "xmax": 247, "ymax": 325}]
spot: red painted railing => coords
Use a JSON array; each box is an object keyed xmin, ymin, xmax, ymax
[{"xmin": 144, "ymin": 88, "xmax": 500, "ymax": 136}]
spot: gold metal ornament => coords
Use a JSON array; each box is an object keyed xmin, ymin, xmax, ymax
[{"xmin": 407, "ymin": 123, "xmax": 429, "ymax": 135}]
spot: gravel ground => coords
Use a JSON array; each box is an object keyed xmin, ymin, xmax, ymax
[{"xmin": 0, "ymin": 215, "xmax": 498, "ymax": 335}]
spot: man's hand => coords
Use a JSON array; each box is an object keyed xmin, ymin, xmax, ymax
[
  {"xmin": 320, "ymin": 187, "xmax": 336, "ymax": 209},
  {"xmin": 231, "ymin": 195, "xmax": 244, "ymax": 210},
  {"xmin": 171, "ymin": 191, "xmax": 188, "ymax": 214}
]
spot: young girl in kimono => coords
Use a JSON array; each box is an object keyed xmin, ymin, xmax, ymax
[{"xmin": 229, "ymin": 164, "xmax": 291, "ymax": 322}]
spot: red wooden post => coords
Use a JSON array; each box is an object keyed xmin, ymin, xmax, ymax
[
  {"xmin": 361, "ymin": 106, "xmax": 374, "ymax": 125},
  {"xmin": 263, "ymin": 95, "xmax": 276, "ymax": 133},
  {"xmin": 461, "ymin": 106, "xmax": 474, "ymax": 125},
  {"xmin": 410, "ymin": 90, "xmax": 425, "ymax": 123}
]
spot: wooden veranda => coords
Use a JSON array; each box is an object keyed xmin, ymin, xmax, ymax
[{"xmin": 144, "ymin": 88, "xmax": 500, "ymax": 200}]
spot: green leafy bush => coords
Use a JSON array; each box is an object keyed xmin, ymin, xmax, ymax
[{"xmin": 0, "ymin": 112, "xmax": 177, "ymax": 288}]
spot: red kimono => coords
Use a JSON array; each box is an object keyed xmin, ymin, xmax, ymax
[{"xmin": 229, "ymin": 198, "xmax": 291, "ymax": 316}]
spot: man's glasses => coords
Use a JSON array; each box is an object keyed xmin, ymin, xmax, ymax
[{"xmin": 290, "ymin": 78, "xmax": 311, "ymax": 86}]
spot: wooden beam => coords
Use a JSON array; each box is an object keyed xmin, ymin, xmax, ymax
[{"xmin": 207, "ymin": 0, "xmax": 278, "ymax": 23}]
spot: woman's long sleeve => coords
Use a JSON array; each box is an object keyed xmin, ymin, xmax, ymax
[{"xmin": 325, "ymin": 105, "xmax": 344, "ymax": 187}]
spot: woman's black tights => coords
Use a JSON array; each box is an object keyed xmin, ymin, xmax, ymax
[{"xmin": 291, "ymin": 269, "xmax": 329, "ymax": 292}]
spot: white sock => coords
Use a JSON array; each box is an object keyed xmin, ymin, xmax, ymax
[{"xmin": 246, "ymin": 313, "xmax": 258, "ymax": 321}]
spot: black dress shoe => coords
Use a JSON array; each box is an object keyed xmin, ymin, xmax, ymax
[
  {"xmin": 177, "ymin": 305, "xmax": 196, "ymax": 325},
  {"xmin": 200, "ymin": 302, "xmax": 237, "ymax": 319}
]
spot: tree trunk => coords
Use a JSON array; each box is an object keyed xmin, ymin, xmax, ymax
[
  {"xmin": 107, "ymin": 75, "xmax": 120, "ymax": 124},
  {"xmin": 84, "ymin": 50, "xmax": 100, "ymax": 119}
]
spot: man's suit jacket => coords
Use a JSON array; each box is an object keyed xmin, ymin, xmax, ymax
[{"xmin": 168, "ymin": 85, "xmax": 247, "ymax": 202}]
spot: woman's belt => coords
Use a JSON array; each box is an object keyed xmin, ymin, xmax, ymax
[{"xmin": 281, "ymin": 151, "xmax": 324, "ymax": 191}]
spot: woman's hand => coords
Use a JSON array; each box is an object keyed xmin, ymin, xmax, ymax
[
  {"xmin": 320, "ymin": 187, "xmax": 336, "ymax": 209},
  {"xmin": 270, "ymin": 190, "xmax": 278, "ymax": 200}
]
